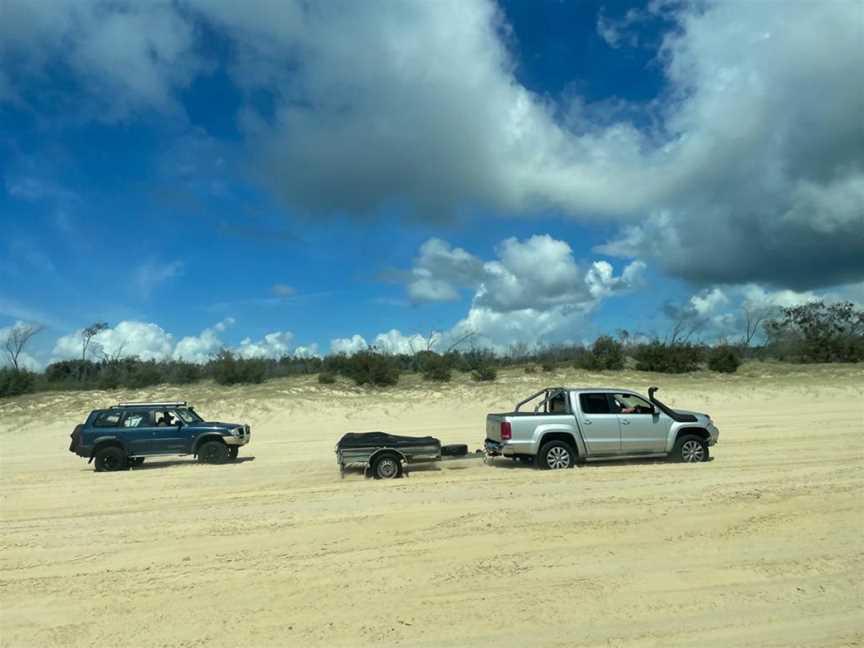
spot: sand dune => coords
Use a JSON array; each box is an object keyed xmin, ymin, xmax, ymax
[{"xmin": 1, "ymin": 363, "xmax": 862, "ymax": 647}]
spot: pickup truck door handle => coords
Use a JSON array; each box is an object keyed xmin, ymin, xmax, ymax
[{"xmin": 582, "ymin": 419, "xmax": 592, "ymax": 425}]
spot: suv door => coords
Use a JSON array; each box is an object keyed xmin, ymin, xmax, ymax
[
  {"xmin": 576, "ymin": 393, "xmax": 621, "ymax": 455},
  {"xmin": 612, "ymin": 392, "xmax": 667, "ymax": 453},
  {"xmin": 121, "ymin": 409, "xmax": 155, "ymax": 455},
  {"xmin": 149, "ymin": 409, "xmax": 190, "ymax": 454}
]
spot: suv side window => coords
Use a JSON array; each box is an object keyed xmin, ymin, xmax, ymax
[
  {"xmin": 579, "ymin": 393, "xmax": 613, "ymax": 414},
  {"xmin": 93, "ymin": 411, "xmax": 122, "ymax": 428},
  {"xmin": 122, "ymin": 411, "xmax": 152, "ymax": 427}
]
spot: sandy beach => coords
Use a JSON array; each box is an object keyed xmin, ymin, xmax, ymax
[{"xmin": 1, "ymin": 363, "xmax": 862, "ymax": 647}]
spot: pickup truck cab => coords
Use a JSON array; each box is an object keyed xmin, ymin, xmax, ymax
[
  {"xmin": 485, "ymin": 386, "xmax": 718, "ymax": 470},
  {"xmin": 69, "ymin": 401, "xmax": 251, "ymax": 472}
]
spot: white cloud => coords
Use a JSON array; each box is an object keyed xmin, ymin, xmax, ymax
[
  {"xmin": 0, "ymin": 0, "xmax": 206, "ymax": 119},
  {"xmin": 2, "ymin": 0, "xmax": 861, "ymax": 290},
  {"xmin": 133, "ymin": 260, "xmax": 184, "ymax": 298},
  {"xmin": 272, "ymin": 284, "xmax": 296, "ymax": 298},
  {"xmin": 330, "ymin": 334, "xmax": 368, "ymax": 356},
  {"xmin": 172, "ymin": 319, "xmax": 234, "ymax": 364},
  {"xmin": 236, "ymin": 331, "xmax": 294, "ymax": 359},
  {"xmin": 53, "ymin": 321, "xmax": 175, "ymax": 361}
]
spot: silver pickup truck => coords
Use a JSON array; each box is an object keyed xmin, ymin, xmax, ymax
[{"xmin": 485, "ymin": 386, "xmax": 718, "ymax": 469}]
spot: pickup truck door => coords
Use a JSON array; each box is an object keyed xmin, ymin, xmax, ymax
[
  {"xmin": 611, "ymin": 393, "xmax": 668, "ymax": 453},
  {"xmin": 574, "ymin": 392, "xmax": 621, "ymax": 455}
]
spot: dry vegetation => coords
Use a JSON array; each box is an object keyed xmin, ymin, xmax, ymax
[{"xmin": 1, "ymin": 362, "xmax": 862, "ymax": 647}]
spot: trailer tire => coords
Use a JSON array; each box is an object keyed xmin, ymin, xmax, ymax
[
  {"xmin": 441, "ymin": 444, "xmax": 468, "ymax": 457},
  {"xmin": 371, "ymin": 452, "xmax": 403, "ymax": 479}
]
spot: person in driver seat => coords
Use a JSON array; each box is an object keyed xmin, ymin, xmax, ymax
[{"xmin": 156, "ymin": 411, "xmax": 174, "ymax": 426}]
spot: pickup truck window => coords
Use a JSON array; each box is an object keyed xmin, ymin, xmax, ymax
[
  {"xmin": 612, "ymin": 393, "xmax": 653, "ymax": 414},
  {"xmin": 579, "ymin": 393, "xmax": 613, "ymax": 414},
  {"xmin": 93, "ymin": 412, "xmax": 122, "ymax": 428}
]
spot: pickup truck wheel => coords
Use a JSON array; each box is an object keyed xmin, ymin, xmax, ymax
[
  {"xmin": 537, "ymin": 441, "xmax": 575, "ymax": 470},
  {"xmin": 198, "ymin": 441, "xmax": 230, "ymax": 464},
  {"xmin": 674, "ymin": 435, "xmax": 709, "ymax": 463},
  {"xmin": 94, "ymin": 447, "xmax": 128, "ymax": 472},
  {"xmin": 372, "ymin": 453, "xmax": 403, "ymax": 479},
  {"xmin": 227, "ymin": 447, "xmax": 239, "ymax": 460}
]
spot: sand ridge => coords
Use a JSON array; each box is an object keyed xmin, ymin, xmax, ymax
[{"xmin": 1, "ymin": 363, "xmax": 863, "ymax": 647}]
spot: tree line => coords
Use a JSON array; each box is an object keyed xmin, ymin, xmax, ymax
[{"xmin": 1, "ymin": 301, "xmax": 862, "ymax": 398}]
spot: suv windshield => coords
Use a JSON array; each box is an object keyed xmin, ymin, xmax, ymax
[{"xmin": 175, "ymin": 408, "xmax": 203, "ymax": 424}]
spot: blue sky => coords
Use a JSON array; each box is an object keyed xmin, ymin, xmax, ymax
[{"xmin": 1, "ymin": 0, "xmax": 862, "ymax": 367}]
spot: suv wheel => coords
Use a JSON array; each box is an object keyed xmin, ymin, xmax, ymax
[
  {"xmin": 537, "ymin": 441, "xmax": 575, "ymax": 470},
  {"xmin": 198, "ymin": 441, "xmax": 230, "ymax": 464},
  {"xmin": 674, "ymin": 435, "xmax": 709, "ymax": 463},
  {"xmin": 94, "ymin": 446, "xmax": 127, "ymax": 472},
  {"xmin": 129, "ymin": 457, "xmax": 145, "ymax": 467},
  {"xmin": 227, "ymin": 446, "xmax": 239, "ymax": 460},
  {"xmin": 371, "ymin": 453, "xmax": 403, "ymax": 479}
]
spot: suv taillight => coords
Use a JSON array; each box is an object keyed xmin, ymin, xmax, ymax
[{"xmin": 500, "ymin": 421, "xmax": 512, "ymax": 440}]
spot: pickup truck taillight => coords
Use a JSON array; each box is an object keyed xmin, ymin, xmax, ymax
[{"xmin": 500, "ymin": 421, "xmax": 512, "ymax": 441}]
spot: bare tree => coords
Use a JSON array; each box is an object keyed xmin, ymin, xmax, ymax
[
  {"xmin": 741, "ymin": 304, "xmax": 770, "ymax": 347},
  {"xmin": 81, "ymin": 322, "xmax": 108, "ymax": 361},
  {"xmin": 2, "ymin": 322, "xmax": 44, "ymax": 370},
  {"xmin": 446, "ymin": 330, "xmax": 477, "ymax": 353}
]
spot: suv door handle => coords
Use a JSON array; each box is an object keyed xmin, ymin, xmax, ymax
[{"xmin": 621, "ymin": 419, "xmax": 630, "ymax": 425}]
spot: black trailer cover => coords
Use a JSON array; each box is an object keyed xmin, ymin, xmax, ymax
[{"xmin": 337, "ymin": 431, "xmax": 441, "ymax": 450}]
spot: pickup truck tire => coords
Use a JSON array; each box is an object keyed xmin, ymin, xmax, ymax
[
  {"xmin": 537, "ymin": 440, "xmax": 575, "ymax": 470},
  {"xmin": 198, "ymin": 440, "xmax": 230, "ymax": 464},
  {"xmin": 674, "ymin": 435, "xmax": 710, "ymax": 463},
  {"xmin": 371, "ymin": 452, "xmax": 403, "ymax": 479},
  {"xmin": 94, "ymin": 446, "xmax": 128, "ymax": 472},
  {"xmin": 228, "ymin": 447, "xmax": 239, "ymax": 460}
]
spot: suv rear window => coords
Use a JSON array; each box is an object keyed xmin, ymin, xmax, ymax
[
  {"xmin": 92, "ymin": 412, "xmax": 122, "ymax": 427},
  {"xmin": 579, "ymin": 393, "xmax": 612, "ymax": 414}
]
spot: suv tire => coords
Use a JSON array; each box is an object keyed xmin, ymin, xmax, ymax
[
  {"xmin": 537, "ymin": 440, "xmax": 575, "ymax": 470},
  {"xmin": 94, "ymin": 446, "xmax": 128, "ymax": 472},
  {"xmin": 129, "ymin": 457, "xmax": 145, "ymax": 467},
  {"xmin": 371, "ymin": 453, "xmax": 403, "ymax": 479},
  {"xmin": 228, "ymin": 446, "xmax": 239, "ymax": 460},
  {"xmin": 673, "ymin": 435, "xmax": 709, "ymax": 463},
  {"xmin": 198, "ymin": 440, "xmax": 230, "ymax": 464}
]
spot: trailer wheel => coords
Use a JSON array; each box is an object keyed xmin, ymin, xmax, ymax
[{"xmin": 371, "ymin": 453, "xmax": 403, "ymax": 479}]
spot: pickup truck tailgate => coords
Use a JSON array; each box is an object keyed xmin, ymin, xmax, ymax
[{"xmin": 486, "ymin": 414, "xmax": 506, "ymax": 441}]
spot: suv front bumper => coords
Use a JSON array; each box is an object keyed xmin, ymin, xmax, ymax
[{"xmin": 224, "ymin": 425, "xmax": 251, "ymax": 446}]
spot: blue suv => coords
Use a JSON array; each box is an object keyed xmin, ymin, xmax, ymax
[{"xmin": 69, "ymin": 401, "xmax": 251, "ymax": 471}]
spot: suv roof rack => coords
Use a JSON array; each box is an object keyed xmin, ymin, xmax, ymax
[{"xmin": 112, "ymin": 401, "xmax": 188, "ymax": 408}]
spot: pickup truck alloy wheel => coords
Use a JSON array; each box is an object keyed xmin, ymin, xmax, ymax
[
  {"xmin": 676, "ymin": 435, "xmax": 709, "ymax": 463},
  {"xmin": 538, "ymin": 441, "xmax": 574, "ymax": 470},
  {"xmin": 94, "ymin": 446, "xmax": 127, "ymax": 472},
  {"xmin": 372, "ymin": 454, "xmax": 402, "ymax": 479},
  {"xmin": 198, "ymin": 440, "xmax": 229, "ymax": 464}
]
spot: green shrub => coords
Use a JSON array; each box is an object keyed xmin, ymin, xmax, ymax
[
  {"xmin": 472, "ymin": 365, "xmax": 497, "ymax": 381},
  {"xmin": 342, "ymin": 351, "xmax": 400, "ymax": 386},
  {"xmin": 708, "ymin": 345, "xmax": 742, "ymax": 373},
  {"xmin": 420, "ymin": 352, "xmax": 452, "ymax": 382},
  {"xmin": 318, "ymin": 372, "xmax": 336, "ymax": 384},
  {"xmin": 575, "ymin": 337, "xmax": 624, "ymax": 370},
  {"xmin": 0, "ymin": 368, "xmax": 36, "ymax": 398},
  {"xmin": 524, "ymin": 365, "xmax": 537, "ymax": 374},
  {"xmin": 541, "ymin": 362, "xmax": 555, "ymax": 372},
  {"xmin": 212, "ymin": 350, "xmax": 267, "ymax": 385},
  {"xmin": 634, "ymin": 342, "xmax": 704, "ymax": 373},
  {"xmin": 167, "ymin": 362, "xmax": 201, "ymax": 384}
]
